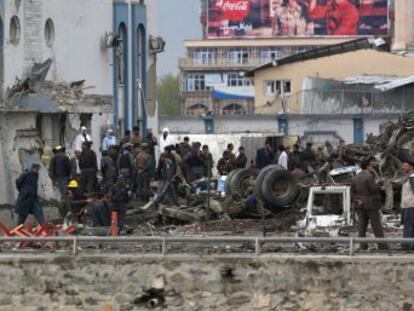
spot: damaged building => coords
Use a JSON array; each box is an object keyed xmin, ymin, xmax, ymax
[{"xmin": 0, "ymin": 0, "xmax": 159, "ymax": 206}]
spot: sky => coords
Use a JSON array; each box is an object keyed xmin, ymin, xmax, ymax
[{"xmin": 155, "ymin": 0, "xmax": 201, "ymax": 77}]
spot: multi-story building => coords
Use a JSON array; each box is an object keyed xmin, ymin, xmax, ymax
[
  {"xmin": 179, "ymin": 0, "xmax": 391, "ymax": 116},
  {"xmin": 0, "ymin": 0, "xmax": 154, "ymax": 205}
]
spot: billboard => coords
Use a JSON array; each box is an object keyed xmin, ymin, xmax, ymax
[{"xmin": 207, "ymin": 0, "xmax": 389, "ymax": 38}]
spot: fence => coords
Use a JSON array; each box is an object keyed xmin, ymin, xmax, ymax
[{"xmin": 0, "ymin": 236, "xmax": 412, "ymax": 257}]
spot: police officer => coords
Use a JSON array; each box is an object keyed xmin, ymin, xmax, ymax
[
  {"xmin": 117, "ymin": 143, "xmax": 134, "ymax": 189},
  {"xmin": 158, "ymin": 145, "xmax": 179, "ymax": 206},
  {"xmin": 135, "ymin": 143, "xmax": 152, "ymax": 202}
]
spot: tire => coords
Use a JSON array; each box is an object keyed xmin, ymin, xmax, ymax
[
  {"xmin": 255, "ymin": 165, "xmax": 281, "ymax": 201},
  {"xmin": 224, "ymin": 169, "xmax": 243, "ymax": 195},
  {"xmin": 229, "ymin": 168, "xmax": 259, "ymax": 198},
  {"xmin": 260, "ymin": 167, "xmax": 299, "ymax": 207}
]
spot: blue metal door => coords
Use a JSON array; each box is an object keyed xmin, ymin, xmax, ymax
[{"xmin": 353, "ymin": 118, "xmax": 364, "ymax": 144}]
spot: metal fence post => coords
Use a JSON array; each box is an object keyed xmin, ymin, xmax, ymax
[
  {"xmin": 255, "ymin": 238, "xmax": 260, "ymax": 256},
  {"xmin": 349, "ymin": 237, "xmax": 354, "ymax": 256},
  {"xmin": 72, "ymin": 236, "xmax": 78, "ymax": 256}
]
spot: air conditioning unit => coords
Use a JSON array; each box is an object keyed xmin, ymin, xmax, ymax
[
  {"xmin": 101, "ymin": 31, "xmax": 121, "ymax": 49},
  {"xmin": 149, "ymin": 36, "xmax": 166, "ymax": 54}
]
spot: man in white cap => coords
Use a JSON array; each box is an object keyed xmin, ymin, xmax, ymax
[
  {"xmin": 101, "ymin": 128, "xmax": 117, "ymax": 152},
  {"xmin": 73, "ymin": 126, "xmax": 92, "ymax": 151},
  {"xmin": 159, "ymin": 128, "xmax": 175, "ymax": 154}
]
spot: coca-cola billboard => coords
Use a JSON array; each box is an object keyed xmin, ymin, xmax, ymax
[{"xmin": 207, "ymin": 0, "xmax": 390, "ymax": 39}]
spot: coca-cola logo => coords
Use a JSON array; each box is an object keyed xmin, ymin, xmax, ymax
[{"xmin": 217, "ymin": 0, "xmax": 250, "ymax": 22}]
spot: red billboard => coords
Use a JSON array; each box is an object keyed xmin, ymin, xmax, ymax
[{"xmin": 207, "ymin": 0, "xmax": 390, "ymax": 38}]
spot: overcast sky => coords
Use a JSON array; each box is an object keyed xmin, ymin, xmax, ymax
[{"xmin": 155, "ymin": 0, "xmax": 201, "ymax": 77}]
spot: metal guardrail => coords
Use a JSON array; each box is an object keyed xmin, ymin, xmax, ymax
[{"xmin": 1, "ymin": 236, "xmax": 413, "ymax": 256}]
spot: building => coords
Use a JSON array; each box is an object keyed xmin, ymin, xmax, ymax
[
  {"xmin": 0, "ymin": 0, "xmax": 152, "ymax": 206},
  {"xmin": 179, "ymin": 0, "xmax": 391, "ymax": 117}
]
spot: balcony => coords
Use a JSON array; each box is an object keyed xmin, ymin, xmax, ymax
[{"xmin": 179, "ymin": 57, "xmax": 269, "ymax": 71}]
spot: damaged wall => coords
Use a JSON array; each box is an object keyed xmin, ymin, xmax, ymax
[{"xmin": 0, "ymin": 254, "xmax": 413, "ymax": 310}]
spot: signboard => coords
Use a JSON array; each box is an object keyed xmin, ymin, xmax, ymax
[{"xmin": 207, "ymin": 0, "xmax": 389, "ymax": 38}]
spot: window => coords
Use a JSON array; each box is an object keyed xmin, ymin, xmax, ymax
[
  {"xmin": 265, "ymin": 80, "xmax": 291, "ymax": 96},
  {"xmin": 227, "ymin": 48, "xmax": 249, "ymax": 65},
  {"xmin": 227, "ymin": 73, "xmax": 251, "ymax": 87},
  {"xmin": 184, "ymin": 73, "xmax": 207, "ymax": 91},
  {"xmin": 44, "ymin": 19, "xmax": 55, "ymax": 47},
  {"xmin": 9, "ymin": 16, "xmax": 20, "ymax": 45},
  {"xmin": 193, "ymin": 48, "xmax": 216, "ymax": 65},
  {"xmin": 261, "ymin": 47, "xmax": 284, "ymax": 63},
  {"xmin": 222, "ymin": 103, "xmax": 246, "ymax": 115}
]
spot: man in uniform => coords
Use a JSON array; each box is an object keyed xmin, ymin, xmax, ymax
[
  {"xmin": 49, "ymin": 145, "xmax": 71, "ymax": 200},
  {"xmin": 15, "ymin": 164, "xmax": 45, "ymax": 225},
  {"xmin": 158, "ymin": 145, "xmax": 179, "ymax": 206},
  {"xmin": 79, "ymin": 141, "xmax": 98, "ymax": 194},
  {"xmin": 101, "ymin": 147, "xmax": 117, "ymax": 194},
  {"xmin": 135, "ymin": 143, "xmax": 152, "ymax": 203},
  {"xmin": 351, "ymin": 157, "xmax": 387, "ymax": 250}
]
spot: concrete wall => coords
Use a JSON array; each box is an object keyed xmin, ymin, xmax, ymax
[
  {"xmin": 253, "ymin": 49, "xmax": 414, "ymax": 114},
  {"xmin": 0, "ymin": 254, "xmax": 413, "ymax": 310}
]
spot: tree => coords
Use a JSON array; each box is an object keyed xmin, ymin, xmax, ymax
[{"xmin": 157, "ymin": 74, "xmax": 181, "ymax": 115}]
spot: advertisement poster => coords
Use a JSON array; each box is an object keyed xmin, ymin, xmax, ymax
[{"xmin": 207, "ymin": 0, "xmax": 389, "ymax": 38}]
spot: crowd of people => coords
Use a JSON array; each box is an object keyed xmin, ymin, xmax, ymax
[{"xmin": 13, "ymin": 127, "xmax": 414, "ymax": 249}]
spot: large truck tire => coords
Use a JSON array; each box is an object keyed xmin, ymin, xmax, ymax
[
  {"xmin": 255, "ymin": 165, "xmax": 281, "ymax": 201},
  {"xmin": 224, "ymin": 169, "xmax": 243, "ymax": 195},
  {"xmin": 229, "ymin": 168, "xmax": 259, "ymax": 198},
  {"xmin": 261, "ymin": 167, "xmax": 299, "ymax": 207}
]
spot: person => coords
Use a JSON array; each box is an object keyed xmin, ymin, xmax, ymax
[
  {"xmin": 62, "ymin": 180, "xmax": 89, "ymax": 221},
  {"xmin": 135, "ymin": 143, "xmax": 152, "ymax": 202},
  {"xmin": 323, "ymin": 140, "xmax": 334, "ymax": 159},
  {"xmin": 159, "ymin": 128, "xmax": 175, "ymax": 153},
  {"xmin": 171, "ymin": 145, "xmax": 186, "ymax": 184},
  {"xmin": 130, "ymin": 126, "xmax": 141, "ymax": 145},
  {"xmin": 235, "ymin": 146, "xmax": 247, "ymax": 169},
  {"xmin": 277, "ymin": 145, "xmax": 288, "ymax": 170},
  {"xmin": 101, "ymin": 129, "xmax": 117, "ymax": 152},
  {"xmin": 302, "ymin": 142, "xmax": 316, "ymax": 172},
  {"xmin": 400, "ymin": 157, "xmax": 414, "ymax": 250},
  {"xmin": 308, "ymin": 0, "xmax": 359, "ymax": 36},
  {"xmin": 117, "ymin": 143, "xmax": 134, "ymax": 189},
  {"xmin": 178, "ymin": 137, "xmax": 191, "ymax": 158},
  {"xmin": 15, "ymin": 163, "xmax": 45, "ymax": 225},
  {"xmin": 121, "ymin": 130, "xmax": 132, "ymax": 145},
  {"xmin": 90, "ymin": 195, "xmax": 112, "ymax": 228},
  {"xmin": 157, "ymin": 145, "xmax": 179, "ymax": 206},
  {"xmin": 273, "ymin": 0, "xmax": 312, "ymax": 36},
  {"xmin": 70, "ymin": 150, "xmax": 82, "ymax": 181},
  {"xmin": 73, "ymin": 126, "xmax": 92, "ymax": 151},
  {"xmin": 201, "ymin": 145, "xmax": 214, "ymax": 178},
  {"xmin": 49, "ymin": 145, "xmax": 71, "ymax": 200},
  {"xmin": 110, "ymin": 179, "xmax": 130, "ymax": 232},
  {"xmin": 101, "ymin": 147, "xmax": 117, "ymax": 194},
  {"xmin": 184, "ymin": 143, "xmax": 205, "ymax": 182},
  {"xmin": 217, "ymin": 151, "xmax": 235, "ymax": 176},
  {"xmin": 289, "ymin": 144, "xmax": 302, "ymax": 171},
  {"xmin": 142, "ymin": 129, "xmax": 158, "ymax": 178},
  {"xmin": 351, "ymin": 157, "xmax": 387, "ymax": 250},
  {"xmin": 79, "ymin": 142, "xmax": 98, "ymax": 194},
  {"xmin": 256, "ymin": 142, "xmax": 273, "ymax": 169},
  {"xmin": 226, "ymin": 143, "xmax": 236, "ymax": 162}
]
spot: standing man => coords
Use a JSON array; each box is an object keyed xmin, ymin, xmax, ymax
[
  {"xmin": 351, "ymin": 157, "xmax": 387, "ymax": 250},
  {"xmin": 73, "ymin": 126, "xmax": 92, "ymax": 151},
  {"xmin": 235, "ymin": 146, "xmax": 247, "ymax": 169},
  {"xmin": 15, "ymin": 164, "xmax": 45, "ymax": 225},
  {"xmin": 70, "ymin": 150, "xmax": 82, "ymax": 181},
  {"xmin": 142, "ymin": 129, "xmax": 158, "ymax": 178},
  {"xmin": 117, "ymin": 143, "xmax": 134, "ymax": 189},
  {"xmin": 277, "ymin": 145, "xmax": 288, "ymax": 170},
  {"xmin": 79, "ymin": 142, "xmax": 98, "ymax": 194},
  {"xmin": 159, "ymin": 128, "xmax": 175, "ymax": 153},
  {"xmin": 256, "ymin": 142, "xmax": 273, "ymax": 169},
  {"xmin": 201, "ymin": 145, "xmax": 214, "ymax": 178},
  {"xmin": 101, "ymin": 129, "xmax": 117, "ymax": 152},
  {"xmin": 130, "ymin": 126, "xmax": 141, "ymax": 145},
  {"xmin": 400, "ymin": 157, "xmax": 414, "ymax": 250},
  {"xmin": 100, "ymin": 147, "xmax": 117, "ymax": 194},
  {"xmin": 158, "ymin": 145, "xmax": 179, "ymax": 206},
  {"xmin": 121, "ymin": 130, "xmax": 132, "ymax": 145},
  {"xmin": 49, "ymin": 145, "xmax": 71, "ymax": 200},
  {"xmin": 135, "ymin": 143, "xmax": 152, "ymax": 202}
]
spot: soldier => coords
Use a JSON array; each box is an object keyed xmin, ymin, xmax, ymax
[
  {"xmin": 135, "ymin": 143, "xmax": 152, "ymax": 203},
  {"xmin": 142, "ymin": 129, "xmax": 158, "ymax": 178},
  {"xmin": 157, "ymin": 145, "xmax": 179, "ymax": 206},
  {"xmin": 117, "ymin": 143, "xmax": 134, "ymax": 189},
  {"xmin": 351, "ymin": 157, "xmax": 387, "ymax": 250}
]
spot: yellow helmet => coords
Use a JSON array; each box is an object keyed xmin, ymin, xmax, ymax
[
  {"xmin": 55, "ymin": 145, "xmax": 63, "ymax": 151},
  {"xmin": 68, "ymin": 180, "xmax": 79, "ymax": 188}
]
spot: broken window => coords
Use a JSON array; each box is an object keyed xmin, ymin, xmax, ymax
[
  {"xmin": 44, "ymin": 18, "xmax": 55, "ymax": 47},
  {"xmin": 311, "ymin": 193, "xmax": 344, "ymax": 216},
  {"xmin": 9, "ymin": 16, "xmax": 20, "ymax": 45}
]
